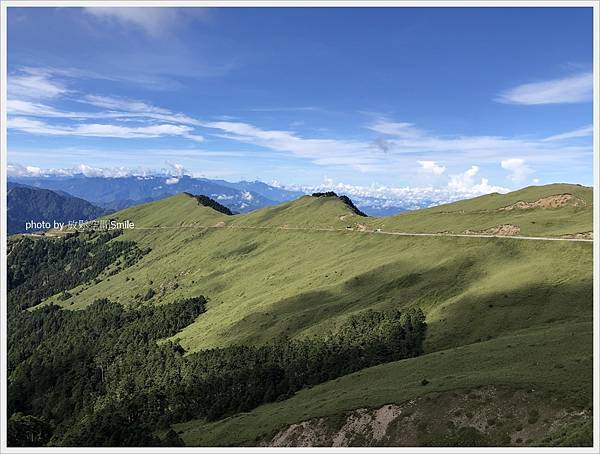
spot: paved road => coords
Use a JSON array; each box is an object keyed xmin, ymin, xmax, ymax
[{"xmin": 129, "ymin": 224, "xmax": 593, "ymax": 243}]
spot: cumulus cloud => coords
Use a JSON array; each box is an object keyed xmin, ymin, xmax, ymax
[
  {"xmin": 501, "ymin": 158, "xmax": 534, "ymax": 182},
  {"xmin": 444, "ymin": 166, "xmax": 507, "ymax": 196},
  {"xmin": 166, "ymin": 161, "xmax": 188, "ymax": 177},
  {"xmin": 418, "ymin": 160, "xmax": 446, "ymax": 176},
  {"xmin": 285, "ymin": 171, "xmax": 509, "ymax": 211},
  {"xmin": 496, "ymin": 72, "xmax": 592, "ymax": 105}
]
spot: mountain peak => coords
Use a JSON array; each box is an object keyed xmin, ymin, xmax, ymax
[
  {"xmin": 183, "ymin": 193, "xmax": 235, "ymax": 215},
  {"xmin": 311, "ymin": 192, "xmax": 367, "ymax": 217}
]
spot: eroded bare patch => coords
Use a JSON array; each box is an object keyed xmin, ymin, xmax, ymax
[
  {"xmin": 499, "ymin": 194, "xmax": 585, "ymax": 211},
  {"xmin": 264, "ymin": 386, "xmax": 591, "ymax": 447},
  {"xmin": 464, "ymin": 224, "xmax": 521, "ymax": 236}
]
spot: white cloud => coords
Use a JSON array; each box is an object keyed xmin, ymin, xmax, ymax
[
  {"xmin": 448, "ymin": 165, "xmax": 478, "ymax": 191},
  {"xmin": 78, "ymin": 95, "xmax": 203, "ymax": 126},
  {"xmin": 166, "ymin": 162, "xmax": 188, "ymax": 177},
  {"xmin": 8, "ymin": 96, "xmax": 206, "ymax": 137},
  {"xmin": 185, "ymin": 134, "xmax": 205, "ymax": 143},
  {"xmin": 8, "ymin": 68, "xmax": 68, "ymax": 100},
  {"xmin": 201, "ymin": 120, "xmax": 380, "ymax": 171},
  {"xmin": 7, "ymin": 163, "xmax": 137, "ymax": 178},
  {"xmin": 542, "ymin": 125, "xmax": 593, "ymax": 142},
  {"xmin": 501, "ymin": 158, "xmax": 534, "ymax": 182},
  {"xmin": 368, "ymin": 119, "xmax": 537, "ymax": 155},
  {"xmin": 496, "ymin": 72, "xmax": 592, "ymax": 105},
  {"xmin": 7, "ymin": 99, "xmax": 71, "ymax": 118},
  {"xmin": 8, "ymin": 69, "xmax": 206, "ymax": 143},
  {"xmin": 8, "ymin": 162, "xmax": 511, "ymax": 209},
  {"xmin": 285, "ymin": 172, "xmax": 509, "ymax": 211},
  {"xmin": 81, "ymin": 94, "xmax": 171, "ymax": 114},
  {"xmin": 8, "ymin": 116, "xmax": 203, "ymax": 141},
  {"xmin": 6, "ymin": 66, "xmax": 592, "ymax": 175},
  {"xmin": 418, "ymin": 160, "xmax": 446, "ymax": 176}
]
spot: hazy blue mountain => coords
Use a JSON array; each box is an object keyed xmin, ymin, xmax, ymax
[
  {"xmin": 7, "ymin": 183, "xmax": 107, "ymax": 235},
  {"xmin": 8, "ymin": 175, "xmax": 278, "ymax": 213},
  {"xmin": 8, "ymin": 175, "xmax": 420, "ymax": 216},
  {"xmin": 209, "ymin": 179, "xmax": 304, "ymax": 203}
]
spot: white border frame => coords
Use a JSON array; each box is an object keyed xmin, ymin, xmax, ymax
[{"xmin": 0, "ymin": 1, "xmax": 598, "ymax": 453}]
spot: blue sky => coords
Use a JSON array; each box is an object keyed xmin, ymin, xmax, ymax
[{"xmin": 6, "ymin": 6, "xmax": 594, "ymax": 200}]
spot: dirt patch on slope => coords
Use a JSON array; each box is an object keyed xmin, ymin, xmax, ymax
[
  {"xmin": 499, "ymin": 194, "xmax": 585, "ymax": 211},
  {"xmin": 464, "ymin": 224, "xmax": 521, "ymax": 236},
  {"xmin": 264, "ymin": 386, "xmax": 591, "ymax": 447}
]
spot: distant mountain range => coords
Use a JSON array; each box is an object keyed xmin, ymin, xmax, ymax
[
  {"xmin": 7, "ymin": 175, "xmax": 412, "ymax": 216},
  {"xmin": 7, "ymin": 183, "xmax": 107, "ymax": 235},
  {"xmin": 8, "ymin": 175, "xmax": 305, "ymax": 213}
]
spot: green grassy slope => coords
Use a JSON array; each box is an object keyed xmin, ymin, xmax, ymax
[
  {"xmin": 178, "ymin": 183, "xmax": 592, "ymax": 237},
  {"xmin": 175, "ymin": 320, "xmax": 593, "ymax": 446},
  {"xmin": 106, "ymin": 192, "xmax": 230, "ymax": 227},
  {"xmin": 33, "ymin": 184, "xmax": 593, "ymax": 446},
  {"xmin": 43, "ymin": 185, "xmax": 593, "ymax": 354},
  {"xmin": 228, "ymin": 193, "xmax": 367, "ymax": 228},
  {"xmin": 370, "ymin": 184, "xmax": 592, "ymax": 237}
]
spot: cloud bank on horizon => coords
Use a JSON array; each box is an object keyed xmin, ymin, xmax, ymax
[{"xmin": 6, "ymin": 6, "xmax": 594, "ymax": 206}]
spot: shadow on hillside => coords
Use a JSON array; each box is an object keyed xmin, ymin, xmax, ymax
[{"xmin": 222, "ymin": 256, "xmax": 592, "ymax": 354}]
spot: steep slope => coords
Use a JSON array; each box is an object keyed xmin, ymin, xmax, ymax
[
  {"xmin": 7, "ymin": 184, "xmax": 106, "ymax": 235},
  {"xmin": 176, "ymin": 321, "xmax": 592, "ymax": 446}
]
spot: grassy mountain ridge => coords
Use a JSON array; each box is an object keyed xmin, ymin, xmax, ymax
[
  {"xmin": 40, "ymin": 184, "xmax": 592, "ymax": 354},
  {"xmin": 103, "ymin": 183, "xmax": 592, "ymax": 237},
  {"xmin": 22, "ymin": 183, "xmax": 592, "ymax": 446},
  {"xmin": 373, "ymin": 184, "xmax": 592, "ymax": 237}
]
